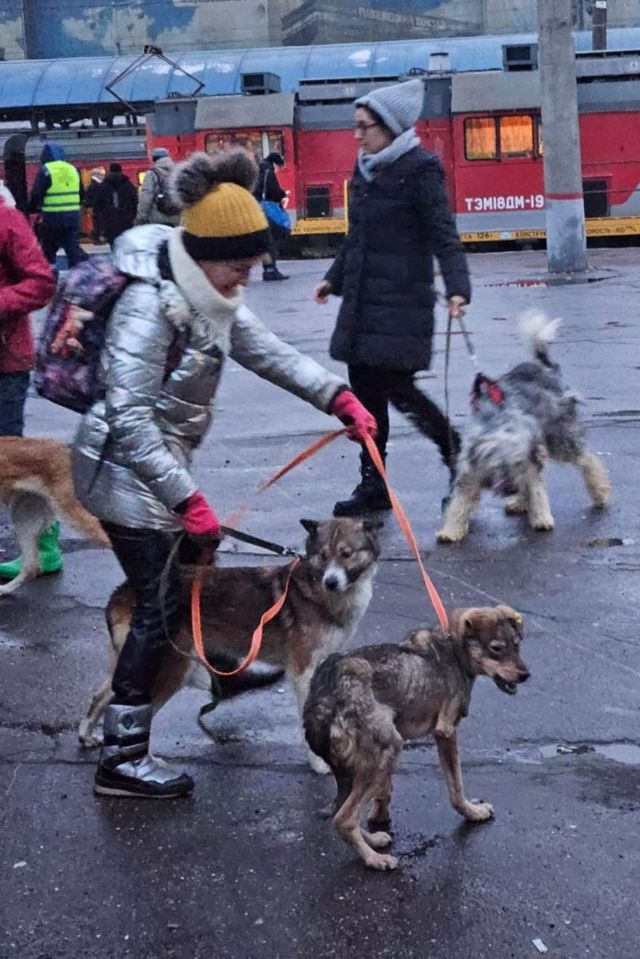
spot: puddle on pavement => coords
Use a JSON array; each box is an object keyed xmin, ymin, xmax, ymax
[
  {"xmin": 0, "ymin": 633, "xmax": 26, "ymax": 650},
  {"xmin": 538, "ymin": 743, "xmax": 640, "ymax": 765}
]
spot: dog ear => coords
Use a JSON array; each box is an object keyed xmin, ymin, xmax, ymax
[
  {"xmin": 300, "ymin": 519, "xmax": 319, "ymax": 537},
  {"xmin": 450, "ymin": 608, "xmax": 483, "ymax": 640},
  {"xmin": 498, "ymin": 605, "xmax": 524, "ymax": 632}
]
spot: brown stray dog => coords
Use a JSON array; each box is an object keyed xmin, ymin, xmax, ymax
[
  {"xmin": 0, "ymin": 437, "xmax": 108, "ymax": 596},
  {"xmin": 303, "ymin": 605, "xmax": 529, "ymax": 870},
  {"xmin": 79, "ymin": 518, "xmax": 381, "ymax": 773}
]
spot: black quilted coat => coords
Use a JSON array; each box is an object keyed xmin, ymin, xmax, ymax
[{"xmin": 326, "ymin": 147, "xmax": 471, "ymax": 371}]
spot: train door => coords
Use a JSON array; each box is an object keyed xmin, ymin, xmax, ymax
[{"xmin": 417, "ymin": 76, "xmax": 456, "ymax": 208}]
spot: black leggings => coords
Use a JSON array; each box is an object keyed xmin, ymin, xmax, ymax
[
  {"xmin": 101, "ymin": 522, "xmax": 189, "ymax": 706},
  {"xmin": 348, "ymin": 365, "xmax": 458, "ymax": 466}
]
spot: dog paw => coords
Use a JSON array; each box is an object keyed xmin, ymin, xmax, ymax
[
  {"xmin": 531, "ymin": 516, "xmax": 554, "ymax": 531},
  {"xmin": 365, "ymin": 831, "xmax": 393, "ymax": 850},
  {"xmin": 364, "ymin": 851, "xmax": 399, "ymax": 871},
  {"xmin": 504, "ymin": 498, "xmax": 528, "ymax": 515},
  {"xmin": 367, "ymin": 815, "xmax": 391, "ymax": 833},
  {"xmin": 308, "ymin": 754, "xmax": 331, "ymax": 776},
  {"xmin": 78, "ymin": 724, "xmax": 102, "ymax": 749},
  {"xmin": 591, "ymin": 488, "xmax": 611, "ymax": 509},
  {"xmin": 463, "ymin": 800, "xmax": 494, "ymax": 822},
  {"xmin": 436, "ymin": 528, "xmax": 464, "ymax": 544}
]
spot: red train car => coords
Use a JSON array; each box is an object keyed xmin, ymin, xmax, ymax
[
  {"xmin": 449, "ymin": 48, "xmax": 640, "ymax": 242},
  {"xmin": 147, "ymin": 45, "xmax": 640, "ymax": 245}
]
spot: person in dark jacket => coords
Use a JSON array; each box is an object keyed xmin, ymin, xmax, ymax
[
  {"xmin": 82, "ymin": 167, "xmax": 106, "ymax": 242},
  {"xmin": 254, "ymin": 152, "xmax": 289, "ymax": 281},
  {"xmin": 92, "ymin": 163, "xmax": 139, "ymax": 247},
  {"xmin": 315, "ymin": 78, "xmax": 471, "ymax": 516},
  {"xmin": 0, "ymin": 196, "xmax": 61, "ymax": 581},
  {"xmin": 28, "ymin": 142, "xmax": 85, "ymax": 269}
]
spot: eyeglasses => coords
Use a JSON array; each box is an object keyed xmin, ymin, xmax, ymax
[{"xmin": 353, "ymin": 121, "xmax": 381, "ymax": 132}]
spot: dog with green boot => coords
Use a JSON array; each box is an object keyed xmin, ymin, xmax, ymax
[
  {"xmin": 0, "ymin": 191, "xmax": 58, "ymax": 582},
  {"xmin": 0, "ymin": 519, "xmax": 63, "ymax": 582}
]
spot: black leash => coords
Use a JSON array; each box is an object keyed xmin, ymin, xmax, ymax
[{"xmin": 220, "ymin": 525, "xmax": 302, "ymax": 558}]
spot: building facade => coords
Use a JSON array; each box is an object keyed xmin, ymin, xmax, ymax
[{"xmin": 0, "ymin": 0, "xmax": 638, "ymax": 60}]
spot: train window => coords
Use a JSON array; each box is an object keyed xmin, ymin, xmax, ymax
[
  {"xmin": 306, "ymin": 186, "xmax": 331, "ymax": 218},
  {"xmin": 204, "ymin": 131, "xmax": 284, "ymax": 164},
  {"xmin": 205, "ymin": 131, "xmax": 262, "ymax": 157},
  {"xmin": 263, "ymin": 132, "xmax": 285, "ymax": 161},
  {"xmin": 583, "ymin": 179, "xmax": 609, "ymax": 218},
  {"xmin": 499, "ymin": 115, "xmax": 534, "ymax": 158},
  {"xmin": 464, "ymin": 118, "xmax": 497, "ymax": 160}
]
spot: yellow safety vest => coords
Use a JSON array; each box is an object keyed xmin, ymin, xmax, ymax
[{"xmin": 42, "ymin": 160, "xmax": 81, "ymax": 213}]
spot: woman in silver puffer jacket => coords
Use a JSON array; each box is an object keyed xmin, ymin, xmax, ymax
[{"xmin": 73, "ymin": 150, "xmax": 376, "ymax": 800}]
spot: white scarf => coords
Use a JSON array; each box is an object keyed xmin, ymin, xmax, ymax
[{"xmin": 357, "ymin": 127, "xmax": 421, "ymax": 182}]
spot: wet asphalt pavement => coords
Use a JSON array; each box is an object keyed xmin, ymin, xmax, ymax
[{"xmin": 1, "ymin": 250, "xmax": 639, "ymax": 959}]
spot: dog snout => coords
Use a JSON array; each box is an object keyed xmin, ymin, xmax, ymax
[
  {"xmin": 517, "ymin": 668, "xmax": 530, "ymax": 683},
  {"xmin": 322, "ymin": 563, "xmax": 348, "ymax": 593}
]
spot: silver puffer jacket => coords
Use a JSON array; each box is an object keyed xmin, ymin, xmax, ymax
[{"xmin": 72, "ymin": 225, "xmax": 345, "ymax": 530}]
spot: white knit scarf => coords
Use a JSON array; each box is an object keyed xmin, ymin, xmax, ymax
[{"xmin": 357, "ymin": 127, "xmax": 421, "ymax": 182}]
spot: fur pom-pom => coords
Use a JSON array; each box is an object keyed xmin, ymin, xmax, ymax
[{"xmin": 170, "ymin": 149, "xmax": 258, "ymax": 209}]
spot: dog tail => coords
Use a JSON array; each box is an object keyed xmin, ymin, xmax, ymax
[{"xmin": 519, "ymin": 310, "xmax": 561, "ymax": 368}]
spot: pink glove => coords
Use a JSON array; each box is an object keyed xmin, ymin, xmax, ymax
[
  {"xmin": 332, "ymin": 390, "xmax": 378, "ymax": 443},
  {"xmin": 176, "ymin": 491, "xmax": 221, "ymax": 546}
]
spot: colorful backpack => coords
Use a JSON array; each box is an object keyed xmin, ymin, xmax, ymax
[{"xmin": 34, "ymin": 256, "xmax": 130, "ymax": 413}]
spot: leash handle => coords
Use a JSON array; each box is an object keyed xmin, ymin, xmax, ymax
[
  {"xmin": 192, "ymin": 558, "xmax": 300, "ymax": 678},
  {"xmin": 363, "ymin": 433, "xmax": 449, "ymax": 631}
]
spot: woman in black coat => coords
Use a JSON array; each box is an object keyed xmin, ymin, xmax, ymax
[{"xmin": 315, "ymin": 78, "xmax": 471, "ymax": 516}]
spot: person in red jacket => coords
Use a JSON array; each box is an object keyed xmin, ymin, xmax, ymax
[{"xmin": 0, "ymin": 198, "xmax": 59, "ymax": 579}]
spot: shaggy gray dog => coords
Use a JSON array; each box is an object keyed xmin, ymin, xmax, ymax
[{"xmin": 437, "ymin": 312, "xmax": 611, "ymax": 542}]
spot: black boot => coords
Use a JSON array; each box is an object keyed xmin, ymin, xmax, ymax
[
  {"xmin": 263, "ymin": 265, "xmax": 289, "ymax": 281},
  {"xmin": 333, "ymin": 456, "xmax": 392, "ymax": 517}
]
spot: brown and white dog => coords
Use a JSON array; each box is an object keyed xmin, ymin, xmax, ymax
[
  {"xmin": 79, "ymin": 517, "xmax": 381, "ymax": 773},
  {"xmin": 304, "ymin": 605, "xmax": 529, "ymax": 869},
  {"xmin": 0, "ymin": 437, "xmax": 108, "ymax": 597}
]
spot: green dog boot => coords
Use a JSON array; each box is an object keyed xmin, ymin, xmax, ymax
[{"xmin": 0, "ymin": 521, "xmax": 64, "ymax": 580}]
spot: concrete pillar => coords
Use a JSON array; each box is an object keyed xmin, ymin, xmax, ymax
[{"xmin": 537, "ymin": 0, "xmax": 587, "ymax": 274}]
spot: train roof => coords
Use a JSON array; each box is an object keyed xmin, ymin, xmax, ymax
[{"xmin": 1, "ymin": 29, "xmax": 639, "ymax": 115}]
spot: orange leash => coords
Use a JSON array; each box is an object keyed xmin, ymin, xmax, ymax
[
  {"xmin": 191, "ymin": 428, "xmax": 448, "ymax": 678},
  {"xmin": 362, "ymin": 433, "xmax": 449, "ymax": 631},
  {"xmin": 191, "ymin": 558, "xmax": 300, "ymax": 678}
]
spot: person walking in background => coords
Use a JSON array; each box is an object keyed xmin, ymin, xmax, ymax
[
  {"xmin": 254, "ymin": 152, "xmax": 289, "ymax": 282},
  {"xmin": 0, "ymin": 195, "xmax": 60, "ymax": 581},
  {"xmin": 28, "ymin": 142, "xmax": 86, "ymax": 269},
  {"xmin": 136, "ymin": 147, "xmax": 181, "ymax": 226},
  {"xmin": 82, "ymin": 167, "xmax": 106, "ymax": 243},
  {"xmin": 93, "ymin": 163, "xmax": 138, "ymax": 248},
  {"xmin": 315, "ymin": 78, "xmax": 471, "ymax": 517},
  {"xmin": 72, "ymin": 149, "xmax": 376, "ymax": 800}
]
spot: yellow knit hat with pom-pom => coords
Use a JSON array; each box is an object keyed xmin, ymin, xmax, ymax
[{"xmin": 171, "ymin": 150, "xmax": 270, "ymax": 261}]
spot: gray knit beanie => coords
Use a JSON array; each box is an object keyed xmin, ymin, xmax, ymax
[
  {"xmin": 152, "ymin": 147, "xmax": 170, "ymax": 161},
  {"xmin": 355, "ymin": 78, "xmax": 425, "ymax": 136}
]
